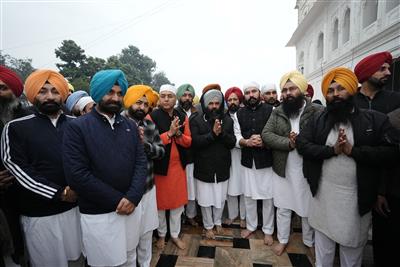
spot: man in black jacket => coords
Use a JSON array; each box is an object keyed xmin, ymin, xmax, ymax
[
  {"xmin": 354, "ymin": 51, "xmax": 400, "ymax": 266},
  {"xmin": 236, "ymin": 82, "xmax": 275, "ymax": 245},
  {"xmin": 2, "ymin": 69, "xmax": 82, "ymax": 267},
  {"xmin": 297, "ymin": 67, "xmax": 399, "ymax": 267},
  {"xmin": 190, "ymin": 89, "xmax": 236, "ymax": 239}
]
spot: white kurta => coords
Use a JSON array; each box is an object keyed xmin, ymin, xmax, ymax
[
  {"xmin": 228, "ymin": 112, "xmax": 245, "ymax": 196},
  {"xmin": 185, "ymin": 163, "xmax": 196, "ymax": 200},
  {"xmin": 195, "ymin": 176, "xmax": 228, "ymax": 208},
  {"xmin": 139, "ymin": 186, "xmax": 159, "ymax": 235},
  {"xmin": 243, "ymin": 165, "xmax": 274, "ymax": 200},
  {"xmin": 20, "ymin": 207, "xmax": 82, "ymax": 267},
  {"xmin": 308, "ymin": 123, "xmax": 371, "ymax": 248},
  {"xmin": 80, "ymin": 207, "xmax": 141, "ymax": 267},
  {"xmin": 272, "ymin": 108, "xmax": 312, "ymax": 217}
]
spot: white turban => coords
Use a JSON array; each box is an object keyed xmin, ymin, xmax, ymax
[
  {"xmin": 159, "ymin": 84, "xmax": 177, "ymax": 95},
  {"xmin": 75, "ymin": 96, "xmax": 94, "ymax": 112},
  {"xmin": 261, "ymin": 83, "xmax": 276, "ymax": 93},
  {"xmin": 243, "ymin": 81, "xmax": 260, "ymax": 93}
]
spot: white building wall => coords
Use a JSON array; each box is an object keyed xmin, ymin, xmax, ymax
[{"xmin": 288, "ymin": 0, "xmax": 400, "ymax": 102}]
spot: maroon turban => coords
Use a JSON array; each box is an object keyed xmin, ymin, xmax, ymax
[
  {"xmin": 0, "ymin": 65, "xmax": 24, "ymax": 97},
  {"xmin": 354, "ymin": 52, "xmax": 392, "ymax": 83},
  {"xmin": 225, "ymin": 87, "xmax": 243, "ymax": 103},
  {"xmin": 306, "ymin": 84, "xmax": 314, "ymax": 98}
]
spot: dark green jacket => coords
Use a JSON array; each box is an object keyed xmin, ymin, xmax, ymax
[{"xmin": 261, "ymin": 101, "xmax": 323, "ymax": 177}]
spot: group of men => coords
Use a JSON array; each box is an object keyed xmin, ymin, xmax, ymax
[{"xmin": 0, "ymin": 50, "xmax": 399, "ymax": 267}]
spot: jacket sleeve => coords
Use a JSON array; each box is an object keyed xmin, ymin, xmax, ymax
[
  {"xmin": 220, "ymin": 117, "xmax": 236, "ymax": 149},
  {"xmin": 350, "ymin": 116, "xmax": 400, "ymax": 165},
  {"xmin": 125, "ymin": 128, "xmax": 147, "ymax": 206},
  {"xmin": 144, "ymin": 122, "xmax": 165, "ymax": 160},
  {"xmin": 296, "ymin": 115, "xmax": 337, "ymax": 160},
  {"xmin": 190, "ymin": 117, "xmax": 215, "ymax": 148},
  {"xmin": 262, "ymin": 111, "xmax": 291, "ymax": 151},
  {"xmin": 63, "ymin": 122, "xmax": 124, "ymax": 210},
  {"xmin": 1, "ymin": 121, "xmax": 63, "ymax": 200}
]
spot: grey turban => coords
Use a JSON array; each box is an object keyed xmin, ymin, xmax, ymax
[{"xmin": 203, "ymin": 89, "xmax": 223, "ymax": 107}]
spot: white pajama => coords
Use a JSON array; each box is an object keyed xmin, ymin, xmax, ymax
[
  {"xmin": 244, "ymin": 197, "xmax": 274, "ymax": 235},
  {"xmin": 276, "ymin": 208, "xmax": 314, "ymax": 247},
  {"xmin": 315, "ymin": 230, "xmax": 364, "ymax": 267},
  {"xmin": 186, "ymin": 200, "xmax": 197, "ymax": 219},
  {"xmin": 200, "ymin": 204, "xmax": 225, "ymax": 230},
  {"xmin": 20, "ymin": 207, "xmax": 82, "ymax": 267},
  {"xmin": 158, "ymin": 206, "xmax": 184, "ymax": 238},
  {"xmin": 227, "ymin": 195, "xmax": 246, "ymax": 220},
  {"xmin": 136, "ymin": 231, "xmax": 153, "ymax": 267}
]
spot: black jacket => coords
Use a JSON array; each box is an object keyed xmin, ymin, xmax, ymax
[
  {"xmin": 297, "ymin": 108, "xmax": 400, "ymax": 215},
  {"xmin": 190, "ymin": 94, "xmax": 236, "ymax": 183},
  {"xmin": 354, "ymin": 89, "xmax": 400, "ymax": 114},
  {"xmin": 237, "ymin": 102, "xmax": 273, "ymax": 169}
]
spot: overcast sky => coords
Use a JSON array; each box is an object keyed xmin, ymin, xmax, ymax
[{"xmin": 1, "ymin": 0, "xmax": 298, "ymax": 94}]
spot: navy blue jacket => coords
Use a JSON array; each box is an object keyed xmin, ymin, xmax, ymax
[
  {"xmin": 1, "ymin": 112, "xmax": 76, "ymax": 217},
  {"xmin": 63, "ymin": 108, "xmax": 147, "ymax": 215}
]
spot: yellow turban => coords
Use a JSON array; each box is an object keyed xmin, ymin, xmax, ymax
[
  {"xmin": 279, "ymin": 70, "xmax": 308, "ymax": 93},
  {"xmin": 123, "ymin": 85, "xmax": 154, "ymax": 108},
  {"xmin": 321, "ymin": 67, "xmax": 358, "ymax": 98},
  {"xmin": 67, "ymin": 82, "xmax": 74, "ymax": 92},
  {"xmin": 147, "ymin": 90, "xmax": 159, "ymax": 108},
  {"xmin": 193, "ymin": 95, "xmax": 200, "ymax": 105},
  {"xmin": 25, "ymin": 69, "xmax": 69, "ymax": 104}
]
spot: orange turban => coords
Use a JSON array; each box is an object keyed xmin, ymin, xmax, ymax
[
  {"xmin": 321, "ymin": 67, "xmax": 358, "ymax": 98},
  {"xmin": 123, "ymin": 85, "xmax": 155, "ymax": 108},
  {"xmin": 25, "ymin": 70, "xmax": 69, "ymax": 103},
  {"xmin": 147, "ymin": 90, "xmax": 159, "ymax": 108},
  {"xmin": 202, "ymin": 83, "xmax": 221, "ymax": 94}
]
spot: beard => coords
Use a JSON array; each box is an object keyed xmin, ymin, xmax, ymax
[
  {"xmin": 179, "ymin": 100, "xmax": 192, "ymax": 111},
  {"xmin": 98, "ymin": 99, "xmax": 122, "ymax": 115},
  {"xmin": 205, "ymin": 108, "xmax": 221, "ymax": 124},
  {"xmin": 265, "ymin": 97, "xmax": 277, "ymax": 105},
  {"xmin": 128, "ymin": 107, "xmax": 146, "ymax": 121},
  {"xmin": 244, "ymin": 96, "xmax": 260, "ymax": 108},
  {"xmin": 282, "ymin": 94, "xmax": 305, "ymax": 117},
  {"xmin": 228, "ymin": 103, "xmax": 239, "ymax": 113},
  {"xmin": 326, "ymin": 96, "xmax": 354, "ymax": 124},
  {"xmin": 34, "ymin": 100, "xmax": 62, "ymax": 116},
  {"xmin": 368, "ymin": 76, "xmax": 389, "ymax": 90},
  {"xmin": 0, "ymin": 95, "xmax": 19, "ymax": 124}
]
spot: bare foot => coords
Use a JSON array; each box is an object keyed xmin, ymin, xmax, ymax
[
  {"xmin": 215, "ymin": 225, "xmax": 224, "ymax": 235},
  {"xmin": 156, "ymin": 237, "xmax": 165, "ymax": 249},
  {"xmin": 264, "ymin": 234, "xmax": 274, "ymax": 246},
  {"xmin": 171, "ymin": 237, "xmax": 186, "ymax": 250},
  {"xmin": 224, "ymin": 218, "xmax": 233, "ymax": 225},
  {"xmin": 204, "ymin": 229, "xmax": 215, "ymax": 239},
  {"xmin": 239, "ymin": 219, "xmax": 246, "ymax": 228},
  {"xmin": 187, "ymin": 217, "xmax": 199, "ymax": 227},
  {"xmin": 272, "ymin": 243, "xmax": 287, "ymax": 256},
  {"xmin": 240, "ymin": 229, "xmax": 254, "ymax": 239}
]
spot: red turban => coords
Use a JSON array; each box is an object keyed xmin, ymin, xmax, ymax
[
  {"xmin": 224, "ymin": 87, "xmax": 243, "ymax": 103},
  {"xmin": 202, "ymin": 83, "xmax": 221, "ymax": 94},
  {"xmin": 306, "ymin": 84, "xmax": 314, "ymax": 98},
  {"xmin": 0, "ymin": 65, "xmax": 24, "ymax": 97},
  {"xmin": 354, "ymin": 52, "xmax": 392, "ymax": 83}
]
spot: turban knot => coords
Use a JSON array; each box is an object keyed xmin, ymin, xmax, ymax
[
  {"xmin": 25, "ymin": 69, "xmax": 69, "ymax": 103},
  {"xmin": 90, "ymin": 69, "xmax": 128, "ymax": 103},
  {"xmin": 322, "ymin": 67, "xmax": 358, "ymax": 98},
  {"xmin": 0, "ymin": 65, "xmax": 23, "ymax": 97},
  {"xmin": 354, "ymin": 51, "xmax": 392, "ymax": 83},
  {"xmin": 280, "ymin": 71, "xmax": 308, "ymax": 93}
]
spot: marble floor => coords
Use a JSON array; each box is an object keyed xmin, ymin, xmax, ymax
[{"xmin": 150, "ymin": 216, "xmax": 374, "ymax": 267}]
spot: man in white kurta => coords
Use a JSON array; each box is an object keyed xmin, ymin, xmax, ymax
[
  {"xmin": 262, "ymin": 71, "xmax": 318, "ymax": 256},
  {"xmin": 236, "ymin": 82, "xmax": 275, "ymax": 245},
  {"xmin": 224, "ymin": 87, "xmax": 246, "ymax": 227}
]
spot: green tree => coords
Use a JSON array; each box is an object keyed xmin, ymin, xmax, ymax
[
  {"xmin": 55, "ymin": 40, "xmax": 86, "ymax": 79},
  {"xmin": 0, "ymin": 51, "xmax": 35, "ymax": 81},
  {"xmin": 151, "ymin": 71, "xmax": 171, "ymax": 92},
  {"xmin": 83, "ymin": 56, "xmax": 106, "ymax": 79}
]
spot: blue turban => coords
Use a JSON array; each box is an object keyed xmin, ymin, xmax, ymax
[
  {"xmin": 90, "ymin": 69, "xmax": 128, "ymax": 103},
  {"xmin": 65, "ymin": 90, "xmax": 88, "ymax": 112}
]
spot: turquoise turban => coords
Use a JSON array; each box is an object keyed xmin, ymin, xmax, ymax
[
  {"xmin": 176, "ymin": 84, "xmax": 195, "ymax": 98},
  {"xmin": 90, "ymin": 69, "xmax": 128, "ymax": 103}
]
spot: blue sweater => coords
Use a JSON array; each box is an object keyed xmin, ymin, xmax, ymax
[{"xmin": 63, "ymin": 108, "xmax": 147, "ymax": 214}]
